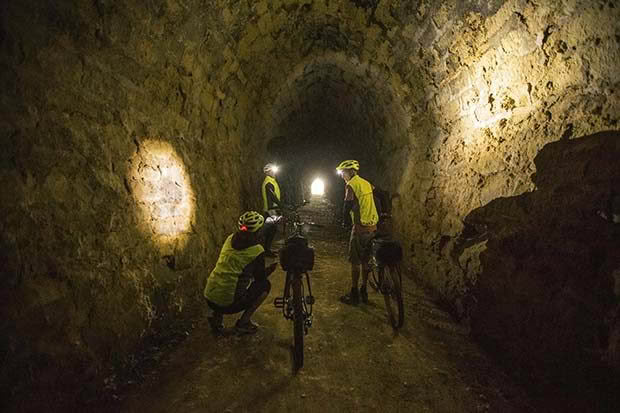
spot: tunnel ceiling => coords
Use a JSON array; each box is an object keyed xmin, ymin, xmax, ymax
[
  {"xmin": 266, "ymin": 54, "xmax": 411, "ymax": 185},
  {"xmin": 202, "ymin": 0, "xmax": 421, "ymax": 186}
]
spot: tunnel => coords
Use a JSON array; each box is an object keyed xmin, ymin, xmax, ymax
[{"xmin": 1, "ymin": 0, "xmax": 619, "ymax": 411}]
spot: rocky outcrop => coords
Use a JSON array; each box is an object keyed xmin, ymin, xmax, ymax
[{"xmin": 462, "ymin": 131, "xmax": 620, "ymax": 380}]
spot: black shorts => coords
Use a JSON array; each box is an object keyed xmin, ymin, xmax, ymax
[{"xmin": 207, "ymin": 279, "xmax": 271, "ymax": 314}]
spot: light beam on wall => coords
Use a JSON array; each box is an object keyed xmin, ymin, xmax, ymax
[
  {"xmin": 311, "ymin": 178, "xmax": 325, "ymax": 196},
  {"xmin": 128, "ymin": 140, "xmax": 195, "ymax": 249}
]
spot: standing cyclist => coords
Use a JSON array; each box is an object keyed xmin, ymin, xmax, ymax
[
  {"xmin": 336, "ymin": 160, "xmax": 379, "ymax": 305},
  {"xmin": 204, "ymin": 211, "xmax": 277, "ymax": 335},
  {"xmin": 262, "ymin": 163, "xmax": 283, "ymax": 258}
]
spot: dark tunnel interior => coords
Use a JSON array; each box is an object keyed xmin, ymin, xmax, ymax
[
  {"xmin": 1, "ymin": 0, "xmax": 620, "ymax": 411},
  {"xmin": 265, "ymin": 61, "xmax": 408, "ymax": 207}
]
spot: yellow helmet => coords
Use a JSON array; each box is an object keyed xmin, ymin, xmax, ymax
[
  {"xmin": 336, "ymin": 160, "xmax": 359, "ymax": 171},
  {"xmin": 238, "ymin": 211, "xmax": 264, "ymax": 232}
]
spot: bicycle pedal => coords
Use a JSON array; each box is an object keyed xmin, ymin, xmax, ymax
[
  {"xmin": 305, "ymin": 295, "xmax": 315, "ymax": 305},
  {"xmin": 273, "ymin": 297, "xmax": 285, "ymax": 308}
]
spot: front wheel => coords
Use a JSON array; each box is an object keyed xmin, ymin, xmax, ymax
[
  {"xmin": 382, "ymin": 264, "xmax": 404, "ymax": 329},
  {"xmin": 292, "ymin": 275, "xmax": 304, "ymax": 371}
]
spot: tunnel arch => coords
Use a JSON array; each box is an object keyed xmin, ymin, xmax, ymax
[
  {"xmin": 221, "ymin": 2, "xmax": 431, "ymax": 189},
  {"xmin": 259, "ymin": 51, "xmax": 413, "ymax": 203}
]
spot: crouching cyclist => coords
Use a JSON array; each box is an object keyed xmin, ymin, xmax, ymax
[{"xmin": 204, "ymin": 211, "xmax": 277, "ymax": 335}]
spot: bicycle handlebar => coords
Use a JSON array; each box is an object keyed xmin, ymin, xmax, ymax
[{"xmin": 283, "ymin": 200, "xmax": 309, "ymax": 212}]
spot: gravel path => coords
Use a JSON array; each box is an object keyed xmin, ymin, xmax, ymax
[{"xmin": 101, "ymin": 198, "xmax": 536, "ymax": 413}]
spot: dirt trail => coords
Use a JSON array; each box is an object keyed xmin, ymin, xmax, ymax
[{"xmin": 103, "ymin": 198, "xmax": 536, "ymax": 413}]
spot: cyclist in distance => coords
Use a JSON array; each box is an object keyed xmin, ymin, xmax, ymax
[
  {"xmin": 261, "ymin": 163, "xmax": 283, "ymax": 258},
  {"xmin": 336, "ymin": 160, "xmax": 379, "ymax": 305},
  {"xmin": 204, "ymin": 211, "xmax": 277, "ymax": 335}
]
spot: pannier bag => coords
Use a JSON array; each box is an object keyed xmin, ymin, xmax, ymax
[{"xmin": 371, "ymin": 238, "xmax": 402, "ymax": 265}]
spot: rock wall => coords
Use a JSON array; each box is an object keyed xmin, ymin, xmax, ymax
[
  {"xmin": 464, "ymin": 131, "xmax": 620, "ymax": 380},
  {"xmin": 0, "ymin": 0, "xmax": 257, "ymax": 404},
  {"xmin": 391, "ymin": 0, "xmax": 620, "ymax": 317},
  {"xmin": 388, "ymin": 0, "xmax": 620, "ymax": 381}
]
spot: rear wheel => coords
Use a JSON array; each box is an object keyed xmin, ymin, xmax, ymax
[
  {"xmin": 368, "ymin": 266, "xmax": 380, "ymax": 292},
  {"xmin": 292, "ymin": 274, "xmax": 304, "ymax": 371},
  {"xmin": 382, "ymin": 264, "xmax": 404, "ymax": 329}
]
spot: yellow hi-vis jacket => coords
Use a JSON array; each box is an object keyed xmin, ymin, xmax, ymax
[
  {"xmin": 347, "ymin": 175, "xmax": 379, "ymax": 227},
  {"xmin": 204, "ymin": 234, "xmax": 264, "ymax": 306},
  {"xmin": 262, "ymin": 175, "xmax": 281, "ymax": 212}
]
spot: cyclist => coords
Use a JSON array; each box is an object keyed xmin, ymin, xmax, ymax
[
  {"xmin": 336, "ymin": 160, "xmax": 379, "ymax": 305},
  {"xmin": 262, "ymin": 163, "xmax": 283, "ymax": 258},
  {"xmin": 204, "ymin": 211, "xmax": 277, "ymax": 335}
]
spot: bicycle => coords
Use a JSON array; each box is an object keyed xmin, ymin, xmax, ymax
[
  {"xmin": 273, "ymin": 201, "xmax": 316, "ymax": 372},
  {"xmin": 367, "ymin": 214, "xmax": 405, "ymax": 329}
]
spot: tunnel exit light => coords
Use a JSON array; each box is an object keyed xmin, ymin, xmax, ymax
[{"xmin": 311, "ymin": 178, "xmax": 325, "ymax": 196}]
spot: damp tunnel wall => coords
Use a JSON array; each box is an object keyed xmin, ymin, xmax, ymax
[{"xmin": 1, "ymin": 0, "xmax": 620, "ymax": 405}]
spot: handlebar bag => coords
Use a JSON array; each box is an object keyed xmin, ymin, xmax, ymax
[{"xmin": 280, "ymin": 235, "xmax": 315, "ymax": 272}]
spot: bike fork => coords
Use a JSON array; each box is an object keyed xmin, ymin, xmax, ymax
[{"xmin": 273, "ymin": 271, "xmax": 314, "ymax": 332}]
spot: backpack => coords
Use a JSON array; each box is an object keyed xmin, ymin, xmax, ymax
[{"xmin": 373, "ymin": 187, "xmax": 391, "ymax": 217}]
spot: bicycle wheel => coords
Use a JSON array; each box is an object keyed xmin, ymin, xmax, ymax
[
  {"xmin": 292, "ymin": 274, "xmax": 304, "ymax": 370},
  {"xmin": 382, "ymin": 264, "xmax": 404, "ymax": 329},
  {"xmin": 368, "ymin": 266, "xmax": 380, "ymax": 292}
]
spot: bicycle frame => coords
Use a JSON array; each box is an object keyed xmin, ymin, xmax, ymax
[
  {"xmin": 277, "ymin": 268, "xmax": 315, "ymax": 326},
  {"xmin": 367, "ymin": 216, "xmax": 405, "ymax": 329},
  {"xmin": 273, "ymin": 201, "xmax": 315, "ymax": 371},
  {"xmin": 369, "ymin": 256, "xmax": 403, "ymax": 295}
]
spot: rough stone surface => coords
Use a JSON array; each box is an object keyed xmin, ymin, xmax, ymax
[
  {"xmin": 1, "ymin": 0, "xmax": 619, "ymax": 406},
  {"xmin": 0, "ymin": 0, "xmax": 250, "ymax": 403},
  {"xmin": 462, "ymin": 131, "xmax": 620, "ymax": 381}
]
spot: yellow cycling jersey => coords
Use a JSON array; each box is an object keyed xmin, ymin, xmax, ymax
[
  {"xmin": 262, "ymin": 176, "xmax": 281, "ymax": 212},
  {"xmin": 347, "ymin": 175, "xmax": 379, "ymax": 227},
  {"xmin": 204, "ymin": 234, "xmax": 264, "ymax": 306}
]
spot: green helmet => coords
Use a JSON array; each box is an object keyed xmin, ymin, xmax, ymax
[
  {"xmin": 238, "ymin": 211, "xmax": 264, "ymax": 232},
  {"xmin": 336, "ymin": 160, "xmax": 360, "ymax": 171}
]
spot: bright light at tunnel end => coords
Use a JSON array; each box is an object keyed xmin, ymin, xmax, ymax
[{"xmin": 311, "ymin": 178, "xmax": 325, "ymax": 196}]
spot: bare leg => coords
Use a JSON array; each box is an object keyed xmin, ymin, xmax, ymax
[
  {"xmin": 239, "ymin": 291, "xmax": 268, "ymax": 325},
  {"xmin": 351, "ymin": 263, "xmax": 360, "ymax": 290},
  {"xmin": 340, "ymin": 264, "xmax": 361, "ymax": 304},
  {"xmin": 361, "ymin": 263, "xmax": 369, "ymax": 290}
]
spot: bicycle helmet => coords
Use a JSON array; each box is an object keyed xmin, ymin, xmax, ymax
[
  {"xmin": 263, "ymin": 163, "xmax": 279, "ymax": 174},
  {"xmin": 336, "ymin": 160, "xmax": 359, "ymax": 171},
  {"xmin": 238, "ymin": 211, "xmax": 265, "ymax": 232}
]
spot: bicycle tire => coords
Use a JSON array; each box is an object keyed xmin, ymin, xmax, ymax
[
  {"xmin": 383, "ymin": 264, "xmax": 405, "ymax": 329},
  {"xmin": 368, "ymin": 266, "xmax": 380, "ymax": 292},
  {"xmin": 292, "ymin": 274, "xmax": 304, "ymax": 370}
]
